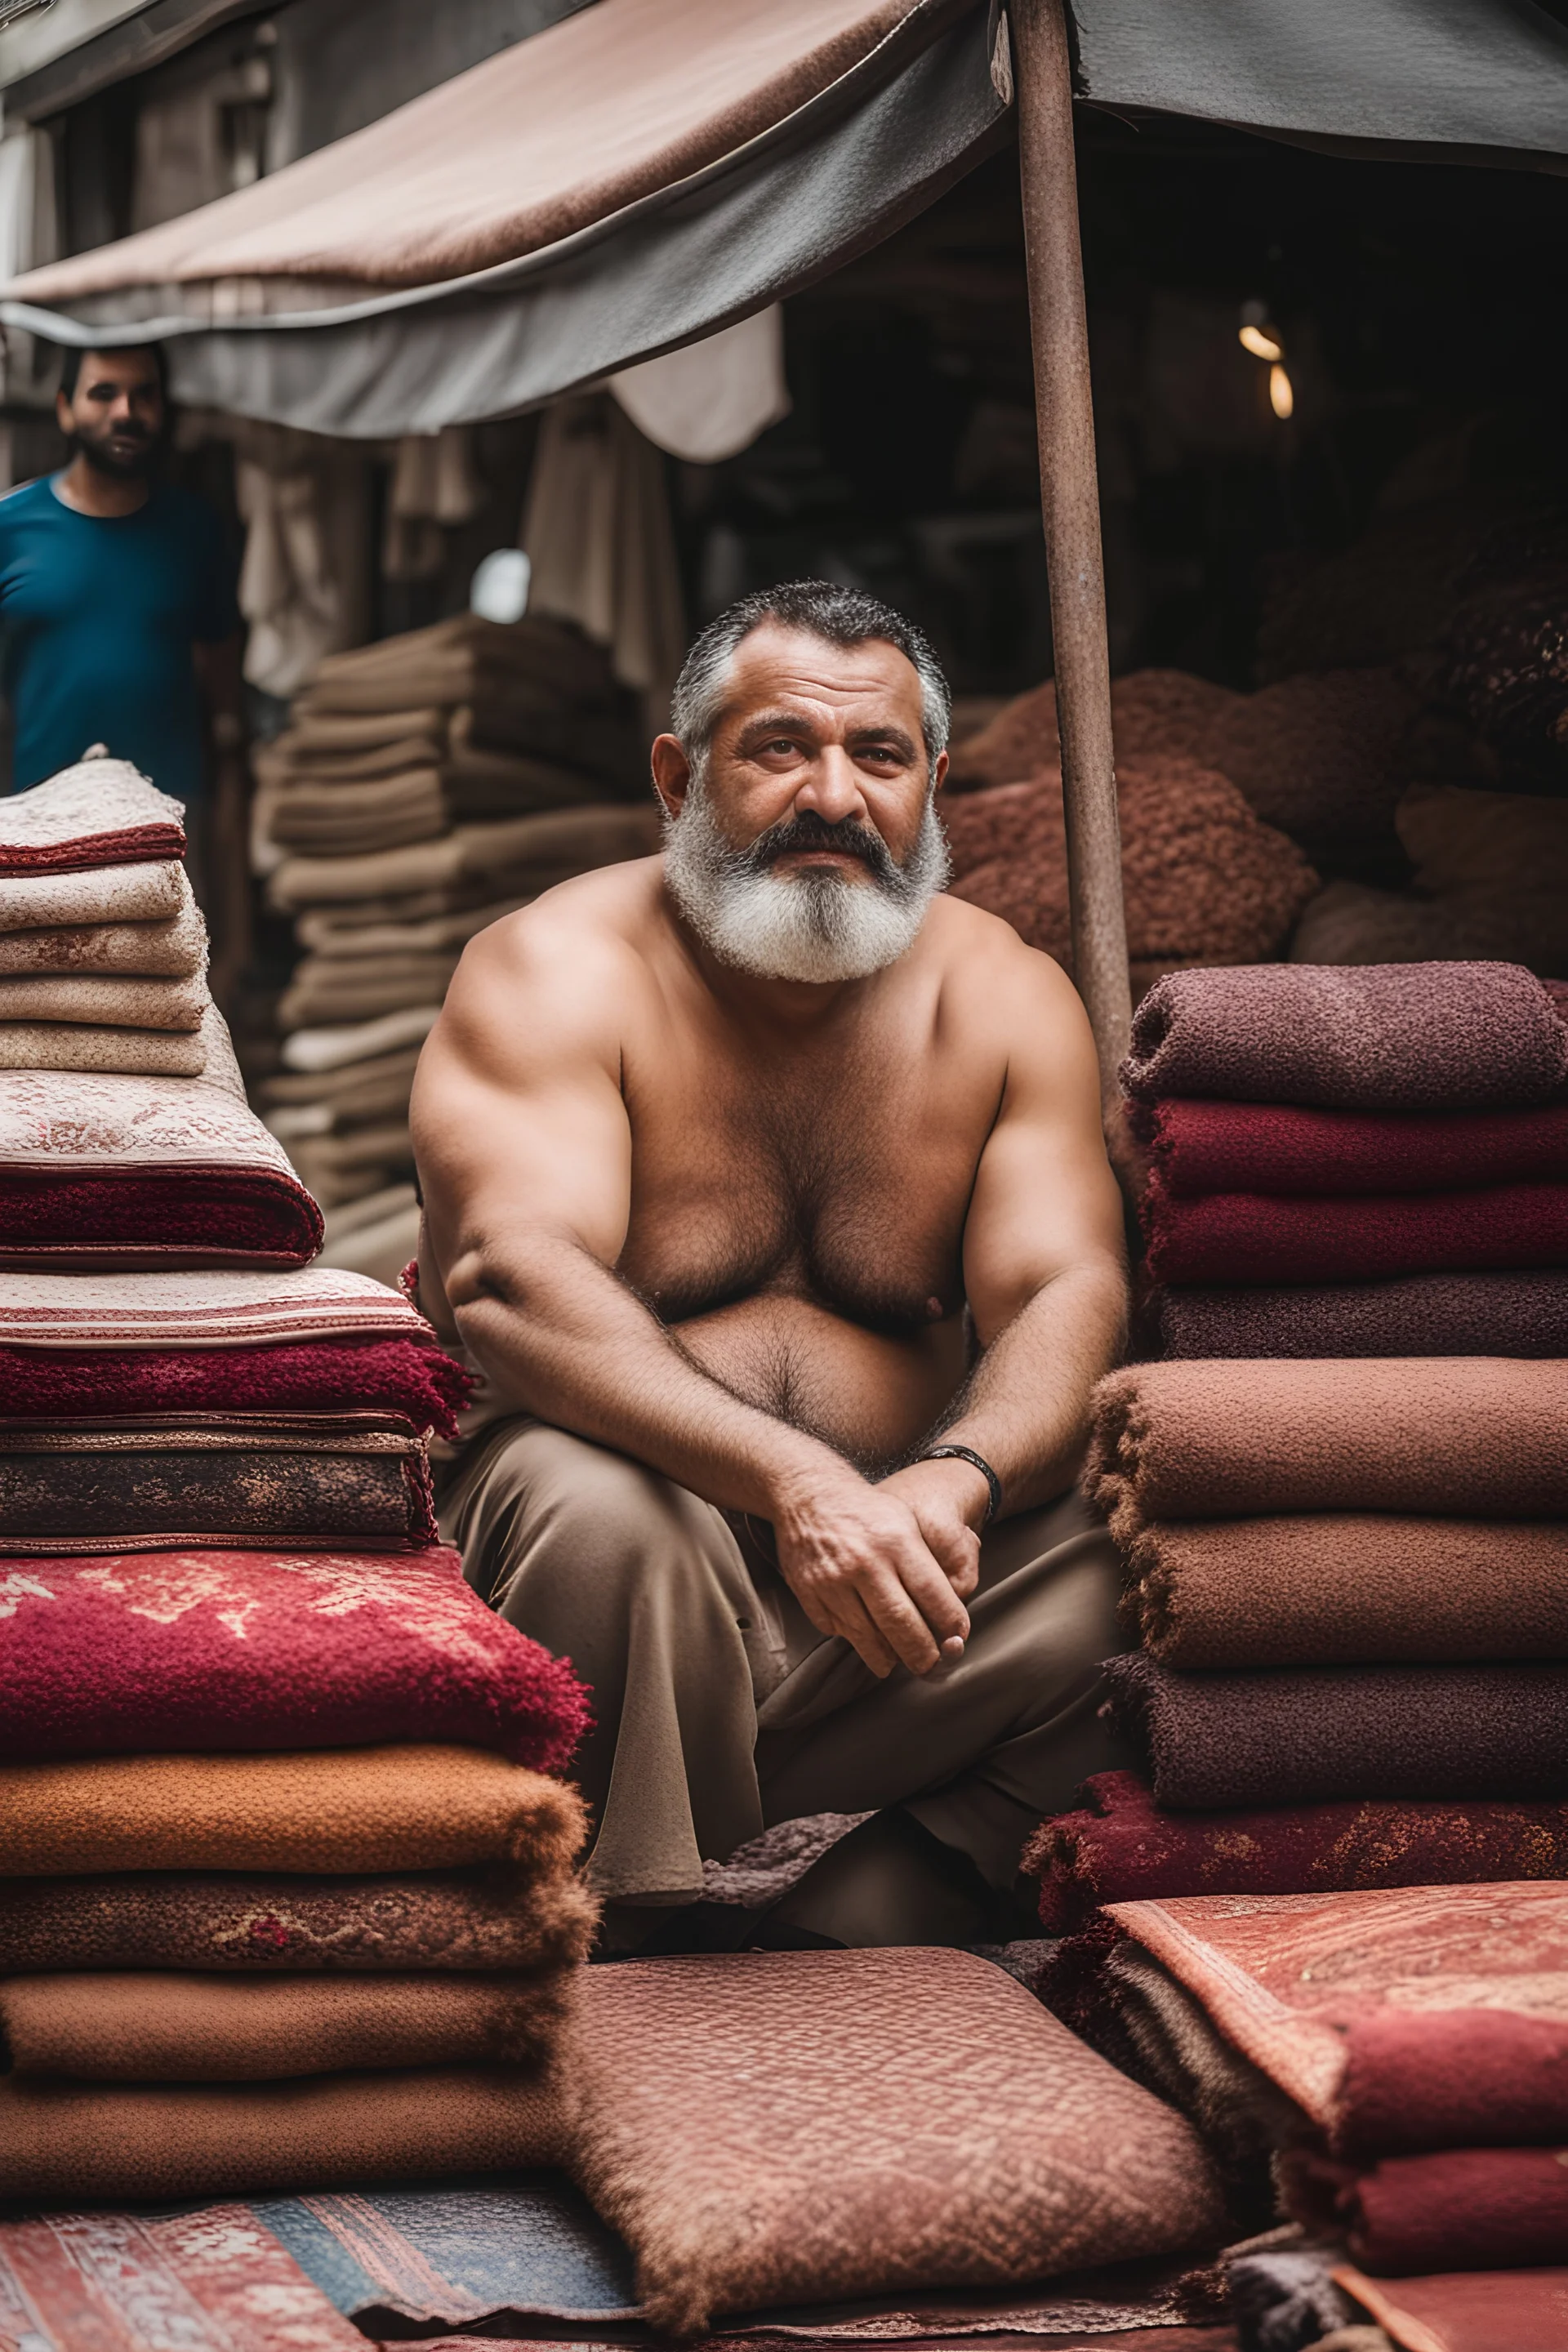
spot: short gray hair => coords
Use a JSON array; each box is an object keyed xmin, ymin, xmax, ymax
[{"xmin": 669, "ymin": 581, "xmax": 952, "ymax": 774}]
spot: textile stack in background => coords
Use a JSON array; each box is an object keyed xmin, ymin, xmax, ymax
[
  {"xmin": 0, "ymin": 757, "xmax": 212, "ymax": 1078},
  {"xmin": 1123, "ymin": 960, "xmax": 1568, "ymax": 1360},
  {"xmin": 253, "ymin": 612, "xmax": 660, "ymax": 1276},
  {"xmin": 1047, "ymin": 1884, "xmax": 1568, "ymax": 2332}
]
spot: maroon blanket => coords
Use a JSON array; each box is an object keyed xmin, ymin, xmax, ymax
[
  {"xmin": 1143, "ymin": 1169, "xmax": 1568, "ymax": 1285},
  {"xmin": 0, "ymin": 1338, "xmax": 469, "ymax": 1441},
  {"xmin": 1335, "ymin": 2009, "xmax": 1568, "ymax": 2159},
  {"xmin": 1103, "ymin": 1652, "xmax": 1568, "ymax": 1808},
  {"xmin": 0, "ymin": 1545, "xmax": 587, "ymax": 1771},
  {"xmin": 0, "ymin": 1170, "xmax": 322, "ymax": 1271},
  {"xmin": 1022, "ymin": 1771, "xmax": 1568, "ymax": 1931},
  {"xmin": 1151, "ymin": 1268, "xmax": 1568, "ymax": 1357},
  {"xmin": 0, "ymin": 824, "xmax": 187, "ymax": 876},
  {"xmin": 1122, "ymin": 962, "xmax": 1568, "ymax": 1113},
  {"xmin": 1147, "ymin": 1097, "xmax": 1568, "ymax": 1197},
  {"xmin": 1286, "ymin": 2145, "xmax": 1568, "ymax": 2274}
]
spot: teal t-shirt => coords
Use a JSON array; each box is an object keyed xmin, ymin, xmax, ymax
[{"xmin": 0, "ymin": 474, "xmax": 241, "ymax": 804}]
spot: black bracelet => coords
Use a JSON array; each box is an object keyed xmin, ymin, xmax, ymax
[{"xmin": 916, "ymin": 1444, "xmax": 1002, "ymax": 1526}]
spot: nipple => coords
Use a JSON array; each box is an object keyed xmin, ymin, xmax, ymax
[{"xmin": 925, "ymin": 1296, "xmax": 944, "ymax": 1321}]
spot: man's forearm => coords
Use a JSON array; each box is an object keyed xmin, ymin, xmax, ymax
[
  {"xmin": 930, "ymin": 1260, "xmax": 1125, "ymax": 1512},
  {"xmin": 448, "ymin": 1234, "xmax": 849, "ymax": 1518}
]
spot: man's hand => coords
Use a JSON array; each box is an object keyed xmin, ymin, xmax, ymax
[
  {"xmin": 878, "ymin": 1456, "xmax": 988, "ymax": 1599},
  {"xmin": 768, "ymin": 1462, "xmax": 973, "ymax": 1679}
]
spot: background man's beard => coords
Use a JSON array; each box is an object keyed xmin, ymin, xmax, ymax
[
  {"xmin": 71, "ymin": 428, "xmax": 158, "ymax": 480},
  {"xmin": 663, "ymin": 777, "xmax": 951, "ymax": 983}
]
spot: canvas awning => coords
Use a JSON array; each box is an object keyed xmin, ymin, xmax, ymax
[
  {"xmin": 0, "ymin": 0, "xmax": 1010, "ymax": 435},
  {"xmin": 2, "ymin": 0, "xmax": 1564, "ymax": 438}
]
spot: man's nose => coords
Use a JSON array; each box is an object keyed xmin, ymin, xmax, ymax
[{"xmin": 792, "ymin": 746, "xmax": 866, "ymax": 824}]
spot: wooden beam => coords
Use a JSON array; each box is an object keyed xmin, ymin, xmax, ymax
[{"xmin": 1009, "ymin": 0, "xmax": 1132, "ymax": 1106}]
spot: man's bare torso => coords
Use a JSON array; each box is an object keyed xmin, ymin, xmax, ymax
[{"xmin": 427, "ymin": 858, "xmax": 1018, "ymax": 1468}]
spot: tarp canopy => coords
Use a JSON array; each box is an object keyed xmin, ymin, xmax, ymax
[{"xmin": 3, "ymin": 0, "xmax": 1566, "ymax": 435}]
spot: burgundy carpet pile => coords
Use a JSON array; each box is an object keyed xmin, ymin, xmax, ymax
[
  {"xmin": 1045, "ymin": 1884, "xmax": 1568, "ymax": 2280},
  {"xmin": 0, "ymin": 799, "xmax": 596, "ymax": 2203}
]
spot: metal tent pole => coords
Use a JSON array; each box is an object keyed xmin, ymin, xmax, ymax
[{"xmin": 1009, "ymin": 0, "xmax": 1132, "ymax": 1107}]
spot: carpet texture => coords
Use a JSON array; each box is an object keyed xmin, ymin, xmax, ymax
[
  {"xmin": 0, "ymin": 1337, "xmax": 469, "ymax": 1438},
  {"xmin": 0, "ymin": 857, "xmax": 188, "ymax": 933},
  {"xmin": 1200, "ymin": 666, "xmax": 1419, "ymax": 854},
  {"xmin": 0, "ymin": 1063, "xmax": 322, "ymax": 1268},
  {"xmin": 1106, "ymin": 1881, "xmax": 1568, "ymax": 2139},
  {"xmin": 0, "ymin": 761, "xmax": 186, "ymax": 875},
  {"xmin": 1151, "ymin": 1270, "xmax": 1568, "ymax": 1359},
  {"xmin": 1123, "ymin": 1515, "xmax": 1568, "ymax": 1668},
  {"xmin": 1142, "ymin": 1173, "xmax": 1568, "ymax": 1285},
  {"xmin": 1120, "ymin": 963, "xmax": 1568, "ymax": 1112},
  {"xmin": 0, "ymin": 2065, "xmax": 566, "ymax": 2203},
  {"xmin": 0, "ymin": 1263, "xmax": 435, "ymax": 1348},
  {"xmin": 0, "ymin": 1544, "xmax": 588, "ymax": 1766},
  {"xmin": 1145, "ymin": 1097, "xmax": 1568, "ymax": 1198},
  {"xmin": 0, "ymin": 2205, "xmax": 370, "ymax": 2352},
  {"xmin": 1333, "ymin": 2261, "xmax": 1568, "ymax": 2352},
  {"xmin": 565, "ymin": 1949, "xmax": 1225, "ymax": 2336},
  {"xmin": 0, "ymin": 1865, "xmax": 597, "ymax": 1973},
  {"xmin": 1284, "ymin": 2146, "xmax": 1568, "ymax": 2274},
  {"xmin": 0, "ymin": 893, "xmax": 203, "ymax": 980},
  {"xmin": 0, "ymin": 1020, "xmax": 208, "ymax": 1076},
  {"xmin": 946, "ymin": 670, "xmax": 1238, "ymax": 791},
  {"xmin": 0, "ymin": 1414, "xmax": 440, "ymax": 1552},
  {"xmin": 1086, "ymin": 1359, "xmax": 1568, "ymax": 1528},
  {"xmin": 1024, "ymin": 1773, "xmax": 1568, "ymax": 1933},
  {"xmin": 1104, "ymin": 1652, "xmax": 1568, "ymax": 1808},
  {"xmin": 943, "ymin": 759, "xmax": 1318, "ymax": 983},
  {"xmin": 0, "ymin": 1747, "xmax": 586, "ymax": 1876},
  {"xmin": 0, "ymin": 1968, "xmax": 573, "ymax": 2080},
  {"xmin": 0, "ymin": 969, "xmax": 207, "ymax": 1030}
]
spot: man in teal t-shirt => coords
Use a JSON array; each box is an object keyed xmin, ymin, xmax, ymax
[{"xmin": 0, "ymin": 343, "xmax": 242, "ymax": 893}]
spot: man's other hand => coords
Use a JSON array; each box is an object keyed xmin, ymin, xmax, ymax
[
  {"xmin": 877, "ymin": 1457, "xmax": 987, "ymax": 1601},
  {"xmin": 769, "ymin": 1465, "xmax": 973, "ymax": 1678}
]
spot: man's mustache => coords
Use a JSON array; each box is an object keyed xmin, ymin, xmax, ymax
[{"xmin": 743, "ymin": 811, "xmax": 900, "ymax": 884}]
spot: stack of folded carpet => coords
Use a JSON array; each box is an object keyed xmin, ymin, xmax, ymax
[
  {"xmin": 1122, "ymin": 959, "xmax": 1568, "ymax": 1359},
  {"xmin": 255, "ymin": 613, "xmax": 659, "ymax": 1217},
  {"xmin": 1028, "ymin": 1354, "xmax": 1568, "ymax": 1927},
  {"xmin": 1049, "ymin": 1883, "xmax": 1568, "ymax": 2310},
  {"xmin": 0, "ymin": 756, "xmax": 213, "ymax": 1078},
  {"xmin": 0, "ymin": 1261, "xmax": 594, "ymax": 2203}
]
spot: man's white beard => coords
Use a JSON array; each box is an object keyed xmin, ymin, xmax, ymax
[{"xmin": 662, "ymin": 773, "xmax": 951, "ymax": 983}]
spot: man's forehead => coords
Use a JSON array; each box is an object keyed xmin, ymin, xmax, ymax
[
  {"xmin": 80, "ymin": 354, "xmax": 160, "ymax": 389},
  {"xmin": 720, "ymin": 625, "xmax": 923, "ymax": 724}
]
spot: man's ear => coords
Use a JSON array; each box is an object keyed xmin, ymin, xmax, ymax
[
  {"xmin": 55, "ymin": 390, "xmax": 73, "ymax": 436},
  {"xmin": 933, "ymin": 746, "xmax": 948, "ymax": 794},
  {"xmin": 650, "ymin": 733, "xmax": 693, "ymax": 822}
]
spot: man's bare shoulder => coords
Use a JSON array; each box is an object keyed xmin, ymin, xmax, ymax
[{"xmin": 923, "ymin": 889, "xmax": 1085, "ymax": 1018}]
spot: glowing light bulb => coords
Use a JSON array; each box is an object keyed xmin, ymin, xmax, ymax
[
  {"xmin": 1239, "ymin": 323, "xmax": 1282, "ymax": 363},
  {"xmin": 1269, "ymin": 363, "xmax": 1295, "ymax": 420}
]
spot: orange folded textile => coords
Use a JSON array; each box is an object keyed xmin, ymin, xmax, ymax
[
  {"xmin": 0, "ymin": 2065, "xmax": 565, "ymax": 2203},
  {"xmin": 0, "ymin": 1748, "xmax": 586, "ymax": 1877}
]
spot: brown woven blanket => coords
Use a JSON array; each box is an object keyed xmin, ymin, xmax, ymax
[
  {"xmin": 1152, "ymin": 1269, "xmax": 1568, "ymax": 1359},
  {"xmin": 0, "ymin": 1865, "xmax": 597, "ymax": 1973},
  {"xmin": 0, "ymin": 896, "xmax": 203, "ymax": 981},
  {"xmin": 1087, "ymin": 1359, "xmax": 1568, "ymax": 1532},
  {"xmin": 0, "ymin": 1748, "xmax": 584, "ymax": 1877},
  {"xmin": 0, "ymin": 2065, "xmax": 565, "ymax": 2203},
  {"xmin": 1105, "ymin": 1652, "xmax": 1568, "ymax": 1809},
  {"xmin": 0, "ymin": 1968, "xmax": 571, "ymax": 2080},
  {"xmin": 1125, "ymin": 1516, "xmax": 1568, "ymax": 1668}
]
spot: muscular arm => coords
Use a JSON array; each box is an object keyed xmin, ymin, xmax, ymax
[{"xmin": 411, "ymin": 893, "xmax": 971, "ymax": 1677}]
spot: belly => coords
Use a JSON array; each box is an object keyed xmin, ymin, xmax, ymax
[{"xmin": 670, "ymin": 1293, "xmax": 969, "ymax": 1470}]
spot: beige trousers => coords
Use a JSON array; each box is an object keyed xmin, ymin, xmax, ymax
[{"xmin": 441, "ymin": 1418, "xmax": 1130, "ymax": 1909}]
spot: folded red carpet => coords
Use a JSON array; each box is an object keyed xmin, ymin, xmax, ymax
[
  {"xmin": 1104, "ymin": 1652, "xmax": 1568, "ymax": 1808},
  {"xmin": 1143, "ymin": 1171, "xmax": 1568, "ymax": 1285},
  {"xmin": 0, "ymin": 1865, "xmax": 597, "ymax": 1972},
  {"xmin": 0, "ymin": 2066, "xmax": 565, "ymax": 2203},
  {"xmin": 0, "ymin": 1264, "xmax": 435, "ymax": 1348},
  {"xmin": 0, "ymin": 762, "xmax": 187, "ymax": 876},
  {"xmin": 0, "ymin": 1414, "xmax": 440, "ymax": 1552},
  {"xmin": 1105, "ymin": 1882, "xmax": 1568, "ymax": 2154},
  {"xmin": 1146, "ymin": 1097, "xmax": 1568, "ymax": 1196},
  {"xmin": 1121, "ymin": 961, "xmax": 1568, "ymax": 1111},
  {"xmin": 1022, "ymin": 1771, "xmax": 1568, "ymax": 1932},
  {"xmin": 1124, "ymin": 1514, "xmax": 1568, "ymax": 1667},
  {"xmin": 1285, "ymin": 2145, "xmax": 1568, "ymax": 2273},
  {"xmin": 0, "ymin": 1070, "xmax": 321, "ymax": 1269},
  {"xmin": 0, "ymin": 1339, "xmax": 468, "ymax": 1438},
  {"xmin": 1334, "ymin": 2261, "xmax": 1568, "ymax": 2352},
  {"xmin": 566, "ymin": 1949, "xmax": 1224, "ymax": 2335},
  {"xmin": 0, "ymin": 1544, "xmax": 586, "ymax": 1768},
  {"xmin": 1088, "ymin": 1358, "xmax": 1568, "ymax": 1527},
  {"xmin": 1151, "ymin": 1269, "xmax": 1568, "ymax": 1358}
]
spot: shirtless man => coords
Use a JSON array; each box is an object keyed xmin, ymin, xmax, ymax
[{"xmin": 412, "ymin": 581, "xmax": 1129, "ymax": 1949}]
